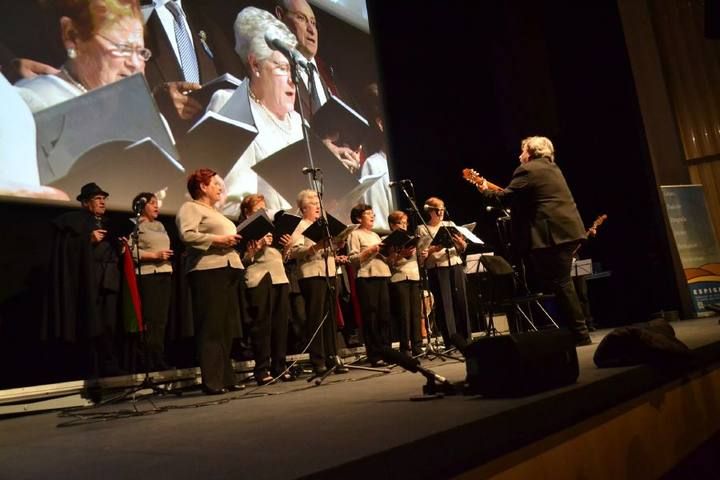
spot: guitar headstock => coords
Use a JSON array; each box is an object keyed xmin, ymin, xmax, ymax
[
  {"xmin": 462, "ymin": 168, "xmax": 483, "ymax": 186},
  {"xmin": 593, "ymin": 214, "xmax": 608, "ymax": 229}
]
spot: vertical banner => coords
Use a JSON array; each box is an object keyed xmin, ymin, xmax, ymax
[{"xmin": 661, "ymin": 185, "xmax": 720, "ymax": 316}]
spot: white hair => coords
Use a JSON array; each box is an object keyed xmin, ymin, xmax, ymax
[
  {"xmin": 234, "ymin": 6, "xmax": 298, "ymax": 68},
  {"xmin": 296, "ymin": 189, "xmax": 318, "ymax": 209},
  {"xmin": 522, "ymin": 136, "xmax": 555, "ymax": 162}
]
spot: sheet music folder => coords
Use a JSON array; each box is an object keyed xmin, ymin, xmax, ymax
[
  {"xmin": 188, "ymin": 73, "xmax": 243, "ymax": 107},
  {"xmin": 302, "ymin": 213, "xmax": 355, "ymax": 244},
  {"xmin": 430, "ymin": 222, "xmax": 484, "ymax": 248},
  {"xmin": 380, "ymin": 228, "xmax": 417, "ymax": 256},
  {"xmin": 251, "ymin": 131, "xmax": 381, "ymax": 224},
  {"xmin": 180, "ymin": 79, "xmax": 257, "ymax": 175},
  {"xmin": 236, "ymin": 209, "xmax": 274, "ymax": 241},
  {"xmin": 32, "ymin": 73, "xmax": 185, "ymax": 211},
  {"xmin": 273, "ymin": 211, "xmax": 302, "ymax": 237},
  {"xmin": 310, "ymin": 94, "xmax": 370, "ymax": 149}
]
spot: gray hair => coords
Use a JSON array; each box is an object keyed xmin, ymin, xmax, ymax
[
  {"xmin": 522, "ymin": 136, "xmax": 555, "ymax": 162},
  {"xmin": 234, "ymin": 6, "xmax": 297, "ymax": 69},
  {"xmin": 296, "ymin": 189, "xmax": 318, "ymax": 209}
]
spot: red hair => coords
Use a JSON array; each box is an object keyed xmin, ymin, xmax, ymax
[
  {"xmin": 187, "ymin": 168, "xmax": 217, "ymax": 200},
  {"xmin": 240, "ymin": 194, "xmax": 265, "ymax": 220}
]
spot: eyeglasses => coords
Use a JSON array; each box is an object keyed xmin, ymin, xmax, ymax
[
  {"xmin": 96, "ymin": 33, "xmax": 152, "ymax": 61},
  {"xmin": 287, "ymin": 9, "xmax": 318, "ymax": 30},
  {"xmin": 266, "ymin": 60, "xmax": 292, "ymax": 77}
]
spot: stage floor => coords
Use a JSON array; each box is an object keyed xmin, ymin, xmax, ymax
[{"xmin": 1, "ymin": 317, "xmax": 719, "ymax": 480}]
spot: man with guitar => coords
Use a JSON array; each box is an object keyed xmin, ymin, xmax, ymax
[{"xmin": 471, "ymin": 136, "xmax": 592, "ymax": 346}]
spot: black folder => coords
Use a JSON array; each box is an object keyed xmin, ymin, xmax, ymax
[
  {"xmin": 382, "ymin": 228, "xmax": 413, "ymax": 248},
  {"xmin": 236, "ymin": 209, "xmax": 274, "ymax": 241},
  {"xmin": 272, "ymin": 211, "xmax": 302, "ymax": 247},
  {"xmin": 188, "ymin": 73, "xmax": 243, "ymax": 108},
  {"xmin": 310, "ymin": 94, "xmax": 370, "ymax": 150},
  {"xmin": 430, "ymin": 226, "xmax": 458, "ymax": 248},
  {"xmin": 179, "ymin": 79, "xmax": 258, "ymax": 176},
  {"xmin": 302, "ymin": 213, "xmax": 354, "ymax": 244},
  {"xmin": 251, "ymin": 132, "xmax": 381, "ymax": 224},
  {"xmin": 32, "ymin": 73, "xmax": 185, "ymax": 211}
]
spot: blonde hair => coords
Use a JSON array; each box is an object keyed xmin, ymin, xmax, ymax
[
  {"xmin": 296, "ymin": 189, "xmax": 318, "ymax": 210},
  {"xmin": 57, "ymin": 0, "xmax": 141, "ymax": 40},
  {"xmin": 522, "ymin": 136, "xmax": 555, "ymax": 162}
]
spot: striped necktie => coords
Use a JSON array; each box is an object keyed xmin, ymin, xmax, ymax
[
  {"xmin": 306, "ymin": 63, "xmax": 324, "ymax": 114},
  {"xmin": 165, "ymin": 1, "xmax": 200, "ymax": 83}
]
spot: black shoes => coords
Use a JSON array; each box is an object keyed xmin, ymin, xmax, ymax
[
  {"xmin": 256, "ymin": 373, "xmax": 275, "ymax": 386},
  {"xmin": 201, "ymin": 385, "xmax": 228, "ymax": 395},
  {"xmin": 576, "ymin": 336, "xmax": 593, "ymax": 347}
]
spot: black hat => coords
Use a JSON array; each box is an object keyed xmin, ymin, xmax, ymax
[{"xmin": 76, "ymin": 182, "xmax": 109, "ymax": 201}]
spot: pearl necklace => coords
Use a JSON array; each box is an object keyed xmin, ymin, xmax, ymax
[
  {"xmin": 249, "ymin": 88, "xmax": 293, "ymax": 135},
  {"xmin": 60, "ymin": 65, "xmax": 88, "ymax": 93}
]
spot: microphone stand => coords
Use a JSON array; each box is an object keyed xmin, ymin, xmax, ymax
[
  {"xmin": 287, "ymin": 59, "xmax": 388, "ymax": 385},
  {"xmin": 395, "ymin": 182, "xmax": 460, "ymax": 362}
]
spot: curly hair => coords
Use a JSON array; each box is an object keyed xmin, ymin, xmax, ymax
[{"xmin": 233, "ymin": 6, "xmax": 297, "ymax": 68}]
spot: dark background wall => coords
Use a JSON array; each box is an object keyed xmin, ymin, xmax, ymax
[{"xmin": 369, "ymin": 0, "xmax": 681, "ymax": 325}]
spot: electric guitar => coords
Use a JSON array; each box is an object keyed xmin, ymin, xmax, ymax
[{"xmin": 461, "ymin": 168, "xmax": 504, "ymax": 192}]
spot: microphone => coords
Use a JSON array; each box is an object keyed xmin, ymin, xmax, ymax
[
  {"xmin": 388, "ymin": 179, "xmax": 412, "ymax": 188},
  {"xmin": 264, "ymin": 31, "xmax": 309, "ymax": 69},
  {"xmin": 133, "ymin": 197, "xmax": 147, "ymax": 213},
  {"xmin": 378, "ymin": 347, "xmax": 448, "ymax": 384},
  {"xmin": 302, "ymin": 167, "xmax": 321, "ymax": 175}
]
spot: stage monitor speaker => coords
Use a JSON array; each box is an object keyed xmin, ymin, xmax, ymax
[{"xmin": 464, "ymin": 329, "xmax": 579, "ymax": 397}]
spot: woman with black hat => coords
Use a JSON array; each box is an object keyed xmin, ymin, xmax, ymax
[{"xmin": 47, "ymin": 182, "xmax": 124, "ymax": 377}]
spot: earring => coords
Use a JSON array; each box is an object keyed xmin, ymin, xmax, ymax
[
  {"xmin": 67, "ymin": 47, "xmax": 77, "ymax": 59},
  {"xmin": 255, "ymin": 71, "xmax": 260, "ymax": 77}
]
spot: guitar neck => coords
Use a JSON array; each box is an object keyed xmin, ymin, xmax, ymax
[{"xmin": 484, "ymin": 180, "xmax": 503, "ymax": 192}]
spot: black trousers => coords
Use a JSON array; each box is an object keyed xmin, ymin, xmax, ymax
[
  {"xmin": 298, "ymin": 276, "xmax": 338, "ymax": 368},
  {"xmin": 427, "ymin": 264, "xmax": 471, "ymax": 345},
  {"xmin": 529, "ymin": 243, "xmax": 589, "ymax": 340},
  {"xmin": 356, "ymin": 277, "xmax": 392, "ymax": 363},
  {"xmin": 245, "ymin": 273, "xmax": 290, "ymax": 377},
  {"xmin": 188, "ymin": 267, "xmax": 241, "ymax": 390},
  {"xmin": 138, "ymin": 272, "xmax": 172, "ymax": 357},
  {"xmin": 389, "ymin": 280, "xmax": 423, "ymax": 352}
]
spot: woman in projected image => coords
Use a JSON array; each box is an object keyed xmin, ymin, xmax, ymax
[
  {"xmin": 128, "ymin": 191, "xmax": 173, "ymax": 371},
  {"xmin": 359, "ymin": 83, "xmax": 394, "ymax": 230},
  {"xmin": 15, "ymin": 0, "xmax": 150, "ymax": 112},
  {"xmin": 417, "ymin": 196, "xmax": 471, "ymax": 348},
  {"xmin": 239, "ymin": 194, "xmax": 295, "ymax": 385},
  {"xmin": 206, "ymin": 7, "xmax": 303, "ymax": 218}
]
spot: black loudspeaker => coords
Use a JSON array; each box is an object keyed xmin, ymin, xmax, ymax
[{"xmin": 464, "ymin": 329, "xmax": 579, "ymax": 397}]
